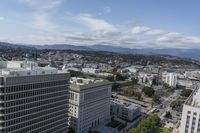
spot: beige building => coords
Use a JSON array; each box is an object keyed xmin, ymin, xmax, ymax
[
  {"xmin": 180, "ymin": 83, "xmax": 200, "ymax": 133},
  {"xmin": 68, "ymin": 77, "xmax": 112, "ymax": 133}
]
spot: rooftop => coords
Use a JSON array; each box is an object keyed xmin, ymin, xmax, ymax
[
  {"xmin": 111, "ymin": 98, "xmax": 140, "ymax": 110},
  {"xmin": 70, "ymin": 77, "xmax": 104, "ymax": 85},
  {"xmin": 185, "ymin": 83, "xmax": 200, "ymax": 108},
  {"xmin": 70, "ymin": 77, "xmax": 111, "ymax": 91},
  {"xmin": 0, "ymin": 61, "xmax": 60, "ymax": 77}
]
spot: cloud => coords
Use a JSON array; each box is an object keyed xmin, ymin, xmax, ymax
[
  {"xmin": 131, "ymin": 26, "xmax": 151, "ymax": 34},
  {"xmin": 34, "ymin": 14, "xmax": 57, "ymax": 32},
  {"xmin": 182, "ymin": 36, "xmax": 200, "ymax": 44},
  {"xmin": 18, "ymin": 0, "xmax": 62, "ymax": 33},
  {"xmin": 3, "ymin": 6, "xmax": 200, "ymax": 49},
  {"xmin": 0, "ymin": 17, "xmax": 5, "ymax": 20},
  {"xmin": 145, "ymin": 29, "xmax": 166, "ymax": 35},
  {"xmin": 74, "ymin": 14, "xmax": 118, "ymax": 32},
  {"xmin": 19, "ymin": 0, "xmax": 63, "ymax": 11},
  {"xmin": 131, "ymin": 26, "xmax": 166, "ymax": 35},
  {"xmin": 8, "ymin": 34, "xmax": 67, "ymax": 45},
  {"xmin": 7, "ymin": 28, "xmax": 200, "ymax": 49},
  {"xmin": 156, "ymin": 32, "xmax": 183, "ymax": 43}
]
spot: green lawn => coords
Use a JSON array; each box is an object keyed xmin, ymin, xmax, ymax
[{"xmin": 159, "ymin": 128, "xmax": 171, "ymax": 133}]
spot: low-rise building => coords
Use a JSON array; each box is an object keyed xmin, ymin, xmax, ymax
[
  {"xmin": 82, "ymin": 68, "xmax": 101, "ymax": 74},
  {"xmin": 110, "ymin": 98, "xmax": 141, "ymax": 122}
]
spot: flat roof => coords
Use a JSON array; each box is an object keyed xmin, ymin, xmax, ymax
[
  {"xmin": 0, "ymin": 61, "xmax": 64, "ymax": 77},
  {"xmin": 111, "ymin": 98, "xmax": 140, "ymax": 110},
  {"xmin": 70, "ymin": 77, "xmax": 111, "ymax": 92}
]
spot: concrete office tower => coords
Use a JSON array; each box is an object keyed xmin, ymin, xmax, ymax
[
  {"xmin": 180, "ymin": 83, "xmax": 200, "ymax": 133},
  {"xmin": 165, "ymin": 73, "xmax": 177, "ymax": 87},
  {"xmin": 68, "ymin": 77, "xmax": 112, "ymax": 133},
  {"xmin": 0, "ymin": 61, "xmax": 70, "ymax": 133}
]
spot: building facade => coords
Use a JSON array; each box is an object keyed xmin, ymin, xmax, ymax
[
  {"xmin": 180, "ymin": 83, "xmax": 200, "ymax": 133},
  {"xmin": 110, "ymin": 98, "xmax": 141, "ymax": 122},
  {"xmin": 68, "ymin": 78, "xmax": 112, "ymax": 133},
  {"xmin": 0, "ymin": 61, "xmax": 70, "ymax": 133},
  {"xmin": 164, "ymin": 72, "xmax": 177, "ymax": 87}
]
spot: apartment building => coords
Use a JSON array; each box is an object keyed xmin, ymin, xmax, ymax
[
  {"xmin": 111, "ymin": 98, "xmax": 141, "ymax": 122},
  {"xmin": 163, "ymin": 72, "xmax": 177, "ymax": 87}
]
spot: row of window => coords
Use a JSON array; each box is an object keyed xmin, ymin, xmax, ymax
[
  {"xmin": 0, "ymin": 79, "xmax": 68, "ymax": 93},
  {"xmin": 7, "ymin": 107, "xmax": 67, "ymax": 129},
  {"xmin": 4, "ymin": 95, "xmax": 68, "ymax": 114},
  {"xmin": 5, "ymin": 74, "xmax": 68, "ymax": 86},
  {"xmin": 7, "ymin": 114, "xmax": 68, "ymax": 133},
  {"xmin": 2, "ymin": 90, "xmax": 68, "ymax": 108},
  {"xmin": 4, "ymin": 100, "xmax": 67, "ymax": 121},
  {"xmin": 0, "ymin": 104, "xmax": 67, "ymax": 123},
  {"xmin": 1, "ymin": 85, "xmax": 68, "ymax": 101}
]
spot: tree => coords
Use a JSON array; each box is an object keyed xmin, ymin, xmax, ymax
[
  {"xmin": 124, "ymin": 86, "xmax": 134, "ymax": 97},
  {"xmin": 128, "ymin": 114, "xmax": 160, "ymax": 133},
  {"xmin": 68, "ymin": 127, "xmax": 75, "ymax": 133},
  {"xmin": 69, "ymin": 70, "xmax": 84, "ymax": 77},
  {"xmin": 112, "ymin": 68, "xmax": 118, "ymax": 74},
  {"xmin": 142, "ymin": 86, "xmax": 155, "ymax": 97},
  {"xmin": 163, "ymin": 83, "xmax": 175, "ymax": 92},
  {"xmin": 127, "ymin": 87, "xmax": 134, "ymax": 94},
  {"xmin": 131, "ymin": 77, "xmax": 139, "ymax": 84},
  {"xmin": 112, "ymin": 83, "xmax": 121, "ymax": 91},
  {"xmin": 165, "ymin": 111, "xmax": 172, "ymax": 119},
  {"xmin": 181, "ymin": 89, "xmax": 192, "ymax": 97},
  {"xmin": 116, "ymin": 73, "xmax": 126, "ymax": 81},
  {"xmin": 152, "ymin": 94, "xmax": 161, "ymax": 104},
  {"xmin": 134, "ymin": 92, "xmax": 142, "ymax": 100}
]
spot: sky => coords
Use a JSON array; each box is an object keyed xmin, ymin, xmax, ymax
[{"xmin": 0, "ymin": 0, "xmax": 200, "ymax": 49}]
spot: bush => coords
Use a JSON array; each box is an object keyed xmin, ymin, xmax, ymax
[
  {"xmin": 112, "ymin": 83, "xmax": 121, "ymax": 91},
  {"xmin": 69, "ymin": 70, "xmax": 84, "ymax": 77},
  {"xmin": 131, "ymin": 77, "xmax": 139, "ymax": 84},
  {"xmin": 163, "ymin": 83, "xmax": 175, "ymax": 92},
  {"xmin": 152, "ymin": 94, "xmax": 161, "ymax": 103}
]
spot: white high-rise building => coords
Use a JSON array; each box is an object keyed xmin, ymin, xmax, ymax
[
  {"xmin": 165, "ymin": 73, "xmax": 177, "ymax": 87},
  {"xmin": 68, "ymin": 77, "xmax": 112, "ymax": 133},
  {"xmin": 180, "ymin": 83, "xmax": 200, "ymax": 133}
]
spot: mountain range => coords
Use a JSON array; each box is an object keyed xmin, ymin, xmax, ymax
[
  {"xmin": 0, "ymin": 42, "xmax": 200, "ymax": 60},
  {"xmin": 34, "ymin": 44, "xmax": 200, "ymax": 60}
]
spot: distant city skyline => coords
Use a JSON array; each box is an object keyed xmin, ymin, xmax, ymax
[{"xmin": 0, "ymin": 0, "xmax": 200, "ymax": 48}]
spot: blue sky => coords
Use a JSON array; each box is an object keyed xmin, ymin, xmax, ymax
[{"xmin": 0, "ymin": 0, "xmax": 200, "ymax": 48}]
